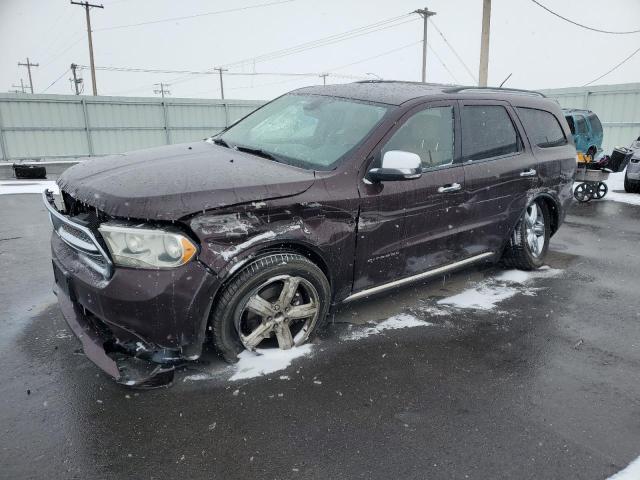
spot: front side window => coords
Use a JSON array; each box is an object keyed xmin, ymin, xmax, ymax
[
  {"xmin": 220, "ymin": 94, "xmax": 390, "ymax": 170},
  {"xmin": 517, "ymin": 107, "xmax": 567, "ymax": 148},
  {"xmin": 565, "ymin": 115, "xmax": 576, "ymax": 134},
  {"xmin": 382, "ymin": 106, "xmax": 454, "ymax": 169},
  {"xmin": 462, "ymin": 105, "xmax": 520, "ymax": 161},
  {"xmin": 588, "ymin": 114, "xmax": 603, "ymax": 135}
]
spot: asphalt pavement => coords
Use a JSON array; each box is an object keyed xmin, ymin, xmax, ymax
[{"xmin": 1, "ymin": 192, "xmax": 639, "ymax": 480}]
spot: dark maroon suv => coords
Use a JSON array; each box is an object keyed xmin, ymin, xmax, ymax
[{"xmin": 44, "ymin": 81, "xmax": 576, "ymax": 386}]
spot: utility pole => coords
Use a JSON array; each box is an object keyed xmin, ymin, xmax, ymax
[
  {"xmin": 319, "ymin": 73, "xmax": 329, "ymax": 86},
  {"xmin": 71, "ymin": 1, "xmax": 104, "ymax": 96},
  {"xmin": 153, "ymin": 82, "xmax": 171, "ymax": 98},
  {"xmin": 214, "ymin": 67, "xmax": 228, "ymax": 100},
  {"xmin": 18, "ymin": 58, "xmax": 39, "ymax": 93},
  {"xmin": 478, "ymin": 0, "xmax": 491, "ymax": 87},
  {"xmin": 70, "ymin": 63, "xmax": 83, "ymax": 95},
  {"xmin": 11, "ymin": 79, "xmax": 28, "ymax": 93},
  {"xmin": 414, "ymin": 7, "xmax": 436, "ymax": 83}
]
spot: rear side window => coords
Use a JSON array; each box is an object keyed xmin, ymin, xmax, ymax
[
  {"xmin": 462, "ymin": 105, "xmax": 520, "ymax": 161},
  {"xmin": 576, "ymin": 115, "xmax": 587, "ymax": 134},
  {"xmin": 517, "ymin": 107, "xmax": 567, "ymax": 148},
  {"xmin": 588, "ymin": 114, "xmax": 603, "ymax": 134}
]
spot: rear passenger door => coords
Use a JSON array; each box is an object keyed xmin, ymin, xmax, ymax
[{"xmin": 459, "ymin": 101, "xmax": 538, "ymax": 256}]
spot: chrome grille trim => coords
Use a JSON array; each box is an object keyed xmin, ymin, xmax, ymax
[{"xmin": 43, "ymin": 190, "xmax": 113, "ymax": 277}]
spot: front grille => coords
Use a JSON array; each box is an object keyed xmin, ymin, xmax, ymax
[{"xmin": 43, "ymin": 190, "xmax": 113, "ymax": 277}]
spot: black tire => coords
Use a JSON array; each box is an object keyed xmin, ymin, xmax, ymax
[
  {"xmin": 574, "ymin": 183, "xmax": 593, "ymax": 202},
  {"xmin": 211, "ymin": 253, "xmax": 331, "ymax": 363},
  {"xmin": 593, "ymin": 182, "xmax": 608, "ymax": 199},
  {"xmin": 502, "ymin": 200, "xmax": 551, "ymax": 271},
  {"xmin": 624, "ymin": 174, "xmax": 640, "ymax": 193}
]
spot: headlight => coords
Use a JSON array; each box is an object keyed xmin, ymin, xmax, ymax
[{"xmin": 98, "ymin": 224, "xmax": 197, "ymax": 269}]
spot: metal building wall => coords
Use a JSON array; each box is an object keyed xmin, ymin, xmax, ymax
[
  {"xmin": 540, "ymin": 83, "xmax": 640, "ymax": 154},
  {"xmin": 0, "ymin": 93, "xmax": 264, "ymax": 161}
]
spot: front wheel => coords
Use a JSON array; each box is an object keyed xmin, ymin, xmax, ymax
[
  {"xmin": 211, "ymin": 253, "xmax": 331, "ymax": 362},
  {"xmin": 502, "ymin": 200, "xmax": 551, "ymax": 270}
]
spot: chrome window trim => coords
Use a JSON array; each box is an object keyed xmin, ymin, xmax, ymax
[{"xmin": 42, "ymin": 190, "xmax": 113, "ymax": 277}]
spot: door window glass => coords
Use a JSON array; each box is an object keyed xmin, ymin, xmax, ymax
[
  {"xmin": 462, "ymin": 105, "xmax": 520, "ymax": 161},
  {"xmin": 588, "ymin": 114, "xmax": 602, "ymax": 135},
  {"xmin": 382, "ymin": 106, "xmax": 454, "ymax": 169},
  {"xmin": 576, "ymin": 115, "xmax": 587, "ymax": 134},
  {"xmin": 517, "ymin": 107, "xmax": 567, "ymax": 148},
  {"xmin": 565, "ymin": 115, "xmax": 575, "ymax": 134}
]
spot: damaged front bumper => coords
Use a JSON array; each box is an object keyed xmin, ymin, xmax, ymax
[
  {"xmin": 54, "ymin": 279, "xmax": 176, "ymax": 388},
  {"xmin": 45, "ymin": 191, "xmax": 221, "ymax": 388}
]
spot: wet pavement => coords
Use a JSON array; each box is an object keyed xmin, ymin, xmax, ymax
[{"xmin": 1, "ymin": 193, "xmax": 639, "ymax": 479}]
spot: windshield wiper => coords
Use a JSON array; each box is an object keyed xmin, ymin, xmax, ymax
[
  {"xmin": 234, "ymin": 145, "xmax": 281, "ymax": 162},
  {"xmin": 213, "ymin": 137, "xmax": 230, "ymax": 148}
]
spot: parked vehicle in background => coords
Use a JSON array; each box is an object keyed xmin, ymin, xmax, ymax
[
  {"xmin": 44, "ymin": 81, "xmax": 576, "ymax": 387},
  {"xmin": 563, "ymin": 108, "xmax": 603, "ymax": 157},
  {"xmin": 625, "ymin": 136, "xmax": 640, "ymax": 193}
]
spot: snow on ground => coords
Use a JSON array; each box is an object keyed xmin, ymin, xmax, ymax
[
  {"xmin": 607, "ymin": 455, "xmax": 640, "ymax": 480},
  {"xmin": 603, "ymin": 171, "xmax": 640, "ymax": 206},
  {"xmin": 343, "ymin": 313, "xmax": 433, "ymax": 341},
  {"xmin": 0, "ymin": 180, "xmax": 58, "ymax": 195},
  {"xmin": 437, "ymin": 267, "xmax": 563, "ymax": 311},
  {"xmin": 229, "ymin": 344, "xmax": 314, "ymax": 381}
]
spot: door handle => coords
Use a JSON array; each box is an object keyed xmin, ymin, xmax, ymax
[
  {"xmin": 437, "ymin": 182, "xmax": 462, "ymax": 193},
  {"xmin": 520, "ymin": 169, "xmax": 537, "ymax": 177}
]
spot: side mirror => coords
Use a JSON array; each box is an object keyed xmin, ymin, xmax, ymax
[{"xmin": 368, "ymin": 150, "xmax": 422, "ymax": 182}]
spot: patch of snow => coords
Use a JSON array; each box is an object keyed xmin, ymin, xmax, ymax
[
  {"xmin": 0, "ymin": 180, "xmax": 59, "ymax": 195},
  {"xmin": 344, "ymin": 313, "xmax": 433, "ymax": 341},
  {"xmin": 229, "ymin": 344, "xmax": 314, "ymax": 381},
  {"xmin": 607, "ymin": 455, "xmax": 640, "ymax": 480},
  {"xmin": 438, "ymin": 284, "xmax": 519, "ymax": 310},
  {"xmin": 604, "ymin": 171, "xmax": 640, "ymax": 206},
  {"xmin": 438, "ymin": 267, "xmax": 563, "ymax": 311}
]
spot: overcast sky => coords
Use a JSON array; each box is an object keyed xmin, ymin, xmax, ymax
[{"xmin": 1, "ymin": 0, "xmax": 639, "ymax": 100}]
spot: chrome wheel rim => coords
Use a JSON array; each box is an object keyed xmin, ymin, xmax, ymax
[
  {"xmin": 236, "ymin": 275, "xmax": 320, "ymax": 350},
  {"xmin": 525, "ymin": 203, "xmax": 545, "ymax": 257}
]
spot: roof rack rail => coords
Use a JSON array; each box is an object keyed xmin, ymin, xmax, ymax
[{"xmin": 443, "ymin": 86, "xmax": 546, "ymax": 98}]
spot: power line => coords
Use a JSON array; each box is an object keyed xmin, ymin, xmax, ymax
[
  {"xmin": 530, "ymin": 0, "xmax": 640, "ymax": 35},
  {"xmin": 327, "ymin": 40, "xmax": 421, "ymax": 72},
  {"xmin": 583, "ymin": 46, "xmax": 640, "ymax": 86},
  {"xmin": 42, "ymin": 68, "xmax": 71, "ymax": 93},
  {"xmin": 94, "ymin": 0, "xmax": 295, "ymax": 31},
  {"xmin": 427, "ymin": 44, "xmax": 459, "ymax": 84},
  {"xmin": 162, "ymin": 14, "xmax": 416, "ymax": 88},
  {"xmin": 222, "ymin": 16, "xmax": 417, "ymax": 69},
  {"xmin": 428, "ymin": 19, "xmax": 477, "ymax": 84}
]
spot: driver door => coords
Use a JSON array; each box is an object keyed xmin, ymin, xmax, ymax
[{"xmin": 353, "ymin": 101, "xmax": 466, "ymax": 292}]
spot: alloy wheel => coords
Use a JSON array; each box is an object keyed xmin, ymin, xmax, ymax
[
  {"xmin": 525, "ymin": 202, "xmax": 545, "ymax": 257},
  {"xmin": 236, "ymin": 274, "xmax": 320, "ymax": 350}
]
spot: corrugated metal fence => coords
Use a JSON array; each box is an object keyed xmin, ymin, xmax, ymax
[
  {"xmin": 540, "ymin": 83, "xmax": 640, "ymax": 154},
  {"xmin": 0, "ymin": 93, "xmax": 264, "ymax": 161}
]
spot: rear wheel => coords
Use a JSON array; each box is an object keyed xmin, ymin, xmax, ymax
[
  {"xmin": 502, "ymin": 200, "xmax": 551, "ymax": 270},
  {"xmin": 211, "ymin": 253, "xmax": 331, "ymax": 362}
]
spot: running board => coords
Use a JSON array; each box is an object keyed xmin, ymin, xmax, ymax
[{"xmin": 343, "ymin": 252, "xmax": 495, "ymax": 303}]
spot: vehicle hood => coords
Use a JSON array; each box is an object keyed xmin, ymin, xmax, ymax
[{"xmin": 58, "ymin": 141, "xmax": 316, "ymax": 220}]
